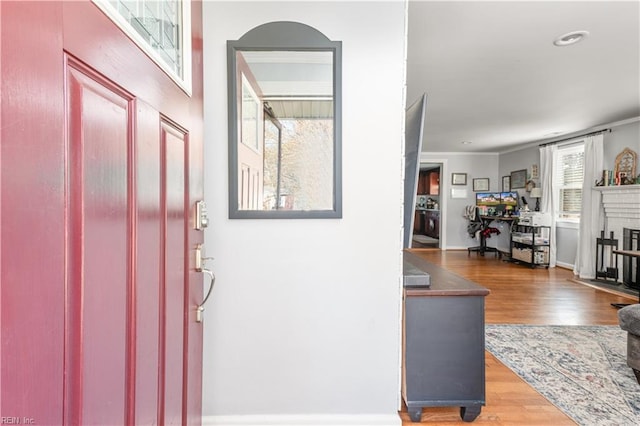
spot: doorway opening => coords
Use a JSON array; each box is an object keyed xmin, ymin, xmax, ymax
[{"xmin": 412, "ymin": 162, "xmax": 442, "ymax": 249}]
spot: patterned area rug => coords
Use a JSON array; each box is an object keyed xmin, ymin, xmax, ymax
[{"xmin": 485, "ymin": 325, "xmax": 640, "ymax": 426}]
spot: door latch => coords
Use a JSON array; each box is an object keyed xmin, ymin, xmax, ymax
[{"xmin": 195, "ymin": 200, "xmax": 209, "ymax": 230}]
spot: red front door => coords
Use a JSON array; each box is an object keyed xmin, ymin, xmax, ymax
[{"xmin": 1, "ymin": 1, "xmax": 204, "ymax": 424}]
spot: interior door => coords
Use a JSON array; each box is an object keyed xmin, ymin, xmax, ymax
[
  {"xmin": 236, "ymin": 53, "xmax": 265, "ymax": 210},
  {"xmin": 1, "ymin": 1, "xmax": 204, "ymax": 424}
]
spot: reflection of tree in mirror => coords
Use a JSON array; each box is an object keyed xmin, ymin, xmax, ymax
[
  {"xmin": 263, "ymin": 118, "xmax": 333, "ymax": 210},
  {"xmin": 263, "ymin": 118, "xmax": 280, "ymax": 209}
]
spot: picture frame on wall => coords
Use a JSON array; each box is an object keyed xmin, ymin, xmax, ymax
[
  {"xmin": 452, "ymin": 172, "xmax": 467, "ymax": 185},
  {"xmin": 531, "ymin": 164, "xmax": 539, "ymax": 179},
  {"xmin": 473, "ymin": 178, "xmax": 489, "ymax": 192},
  {"xmin": 510, "ymin": 169, "xmax": 527, "ymax": 189},
  {"xmin": 502, "ymin": 176, "xmax": 510, "ymax": 192}
]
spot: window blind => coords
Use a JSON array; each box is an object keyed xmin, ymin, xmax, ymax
[{"xmin": 555, "ymin": 144, "xmax": 584, "ymax": 219}]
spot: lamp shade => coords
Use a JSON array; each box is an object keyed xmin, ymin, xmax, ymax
[{"xmin": 530, "ymin": 187, "xmax": 542, "ymax": 198}]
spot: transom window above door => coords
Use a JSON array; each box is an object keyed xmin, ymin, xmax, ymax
[{"xmin": 93, "ymin": 0, "xmax": 192, "ymax": 94}]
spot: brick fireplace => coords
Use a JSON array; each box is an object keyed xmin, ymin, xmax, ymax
[
  {"xmin": 623, "ymin": 228, "xmax": 639, "ymax": 290},
  {"xmin": 595, "ymin": 185, "xmax": 640, "ymax": 285}
]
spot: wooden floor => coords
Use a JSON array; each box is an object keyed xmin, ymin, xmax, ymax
[{"xmin": 400, "ymin": 249, "xmax": 635, "ymax": 425}]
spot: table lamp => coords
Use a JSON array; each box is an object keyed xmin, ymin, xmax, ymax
[{"xmin": 530, "ymin": 187, "xmax": 542, "ymax": 211}]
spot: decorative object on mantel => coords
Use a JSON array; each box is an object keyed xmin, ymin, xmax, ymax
[
  {"xmin": 595, "ymin": 147, "xmax": 638, "ymax": 186},
  {"xmin": 597, "ymin": 169, "xmax": 640, "ymax": 186},
  {"xmin": 614, "ymin": 147, "xmax": 637, "ymax": 185},
  {"xmin": 597, "ymin": 170, "xmax": 617, "ymax": 186}
]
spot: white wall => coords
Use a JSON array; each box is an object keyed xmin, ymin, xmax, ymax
[
  {"xmin": 202, "ymin": 2, "xmax": 406, "ymax": 424},
  {"xmin": 420, "ymin": 152, "xmax": 500, "ymax": 249},
  {"xmin": 498, "ymin": 119, "xmax": 640, "ymax": 268},
  {"xmin": 498, "ymin": 144, "xmax": 539, "ymax": 207},
  {"xmin": 605, "ymin": 120, "xmax": 640, "ymax": 169}
]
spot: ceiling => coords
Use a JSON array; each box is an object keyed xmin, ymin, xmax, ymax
[{"xmin": 406, "ymin": 0, "xmax": 640, "ymax": 153}]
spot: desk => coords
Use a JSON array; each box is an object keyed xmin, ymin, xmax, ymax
[
  {"xmin": 467, "ymin": 216, "xmax": 515, "ymax": 257},
  {"xmin": 611, "ymin": 250, "xmax": 640, "ymax": 308}
]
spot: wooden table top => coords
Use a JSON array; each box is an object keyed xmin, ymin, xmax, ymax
[
  {"xmin": 403, "ymin": 251, "xmax": 490, "ymax": 297},
  {"xmin": 480, "ymin": 215, "xmax": 516, "ymax": 221},
  {"xmin": 613, "ymin": 249, "xmax": 640, "ymax": 259}
]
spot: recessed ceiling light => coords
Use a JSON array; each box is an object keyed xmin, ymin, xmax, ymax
[
  {"xmin": 553, "ymin": 30, "xmax": 589, "ymax": 47},
  {"xmin": 461, "ymin": 141, "xmax": 472, "ymax": 145},
  {"xmin": 544, "ymin": 131, "xmax": 562, "ymax": 137}
]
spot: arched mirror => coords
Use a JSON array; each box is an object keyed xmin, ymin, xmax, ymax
[{"xmin": 227, "ymin": 21, "xmax": 342, "ymax": 219}]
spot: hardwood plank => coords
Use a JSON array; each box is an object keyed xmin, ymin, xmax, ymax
[{"xmin": 400, "ymin": 249, "xmax": 629, "ymax": 425}]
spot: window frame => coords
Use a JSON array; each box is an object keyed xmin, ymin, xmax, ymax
[
  {"xmin": 92, "ymin": 0, "xmax": 192, "ymax": 95},
  {"xmin": 553, "ymin": 141, "xmax": 585, "ymax": 223}
]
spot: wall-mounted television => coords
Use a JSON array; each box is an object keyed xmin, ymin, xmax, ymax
[{"xmin": 476, "ymin": 192, "xmax": 501, "ymax": 206}]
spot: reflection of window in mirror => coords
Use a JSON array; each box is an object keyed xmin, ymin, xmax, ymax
[
  {"xmin": 236, "ymin": 50, "xmax": 334, "ymax": 212},
  {"xmin": 241, "ymin": 75, "xmax": 260, "ymax": 151},
  {"xmin": 227, "ymin": 21, "xmax": 342, "ymax": 219}
]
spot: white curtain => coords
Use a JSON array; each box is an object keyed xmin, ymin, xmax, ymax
[
  {"xmin": 539, "ymin": 145, "xmax": 557, "ymax": 267},
  {"xmin": 573, "ymin": 134, "xmax": 604, "ymax": 278}
]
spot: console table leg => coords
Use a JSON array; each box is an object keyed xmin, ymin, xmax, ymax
[
  {"xmin": 460, "ymin": 405, "xmax": 481, "ymax": 422},
  {"xmin": 408, "ymin": 407, "xmax": 422, "ymax": 422}
]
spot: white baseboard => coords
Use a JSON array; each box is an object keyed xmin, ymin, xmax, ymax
[
  {"xmin": 556, "ymin": 261, "xmax": 574, "ymax": 270},
  {"xmin": 202, "ymin": 414, "xmax": 401, "ymax": 426}
]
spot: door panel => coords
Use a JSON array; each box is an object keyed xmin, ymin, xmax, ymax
[
  {"xmin": 162, "ymin": 121, "xmax": 188, "ymax": 425},
  {"xmin": 1, "ymin": 2, "xmax": 66, "ymax": 423},
  {"xmin": 1, "ymin": 1, "xmax": 204, "ymax": 424},
  {"xmin": 65, "ymin": 59, "xmax": 132, "ymax": 426},
  {"xmin": 134, "ymin": 101, "xmax": 163, "ymax": 425},
  {"xmin": 236, "ymin": 55, "xmax": 264, "ymax": 211}
]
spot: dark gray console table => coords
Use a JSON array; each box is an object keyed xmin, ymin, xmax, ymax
[{"xmin": 402, "ymin": 252, "xmax": 490, "ymax": 422}]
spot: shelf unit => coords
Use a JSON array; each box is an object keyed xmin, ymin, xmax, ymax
[{"xmin": 510, "ymin": 224, "xmax": 550, "ymax": 268}]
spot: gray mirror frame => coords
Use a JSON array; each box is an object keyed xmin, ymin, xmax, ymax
[{"xmin": 227, "ymin": 21, "xmax": 343, "ymax": 219}]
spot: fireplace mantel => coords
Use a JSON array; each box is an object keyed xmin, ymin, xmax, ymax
[
  {"xmin": 593, "ymin": 184, "xmax": 640, "ymax": 193},
  {"xmin": 593, "ymin": 183, "xmax": 640, "ymax": 240},
  {"xmin": 593, "ymin": 184, "xmax": 640, "ymax": 220},
  {"xmin": 592, "ymin": 184, "xmax": 640, "ymax": 283}
]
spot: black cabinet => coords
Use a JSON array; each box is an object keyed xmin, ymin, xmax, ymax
[
  {"xmin": 424, "ymin": 211, "xmax": 439, "ymax": 238},
  {"xmin": 413, "ymin": 210, "xmax": 439, "ymax": 238}
]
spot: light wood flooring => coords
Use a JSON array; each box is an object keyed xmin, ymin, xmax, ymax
[{"xmin": 400, "ymin": 249, "xmax": 636, "ymax": 425}]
